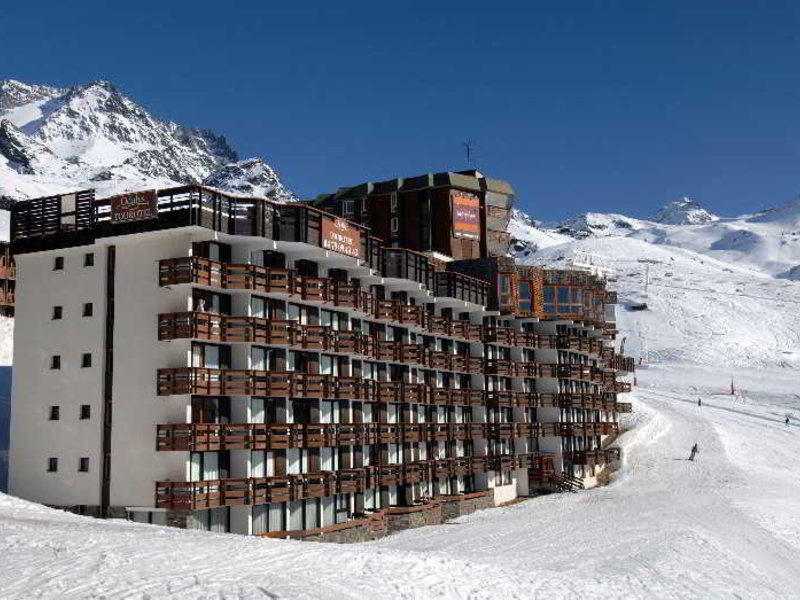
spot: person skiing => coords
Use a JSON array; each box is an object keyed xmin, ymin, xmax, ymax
[
  {"xmin": 786, "ymin": 416, "xmax": 791, "ymax": 426},
  {"xmin": 689, "ymin": 443, "xmax": 699, "ymax": 461},
  {"xmin": 697, "ymin": 398, "xmax": 702, "ymax": 407}
]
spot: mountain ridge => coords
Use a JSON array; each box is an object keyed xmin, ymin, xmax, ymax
[{"xmin": 0, "ymin": 79, "xmax": 295, "ymax": 202}]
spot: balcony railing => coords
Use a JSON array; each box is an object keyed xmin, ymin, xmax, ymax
[
  {"xmin": 155, "ymin": 452, "xmax": 550, "ymax": 509},
  {"xmin": 157, "ymin": 368, "xmax": 372, "ymax": 399},
  {"xmin": 382, "ymin": 248, "xmax": 435, "ymax": 290},
  {"xmin": 155, "ymin": 419, "xmax": 593, "ymax": 452},
  {"xmin": 435, "ymin": 271, "xmax": 489, "ymax": 306},
  {"xmin": 565, "ymin": 447, "xmax": 621, "ymax": 466}
]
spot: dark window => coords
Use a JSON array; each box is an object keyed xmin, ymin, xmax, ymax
[
  {"xmin": 80, "ymin": 405, "xmax": 91, "ymax": 420},
  {"xmin": 52, "ymin": 306, "xmax": 63, "ymax": 320},
  {"xmin": 53, "ymin": 256, "xmax": 64, "ymax": 271},
  {"xmin": 50, "ymin": 355, "xmax": 61, "ymax": 370},
  {"xmin": 78, "ymin": 457, "xmax": 90, "ymax": 472},
  {"xmin": 84, "ymin": 253, "xmax": 94, "ymax": 267},
  {"xmin": 83, "ymin": 303, "xmax": 93, "ymax": 317},
  {"xmin": 518, "ymin": 282, "xmax": 532, "ymax": 312},
  {"xmin": 49, "ymin": 406, "xmax": 60, "ymax": 421},
  {"xmin": 81, "ymin": 353, "xmax": 92, "ymax": 368},
  {"xmin": 47, "ymin": 457, "xmax": 58, "ymax": 472}
]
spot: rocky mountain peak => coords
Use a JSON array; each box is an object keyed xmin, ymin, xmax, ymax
[
  {"xmin": 648, "ymin": 197, "xmax": 718, "ymax": 225},
  {"xmin": 0, "ymin": 79, "xmax": 280, "ymax": 201},
  {"xmin": 0, "ymin": 80, "xmax": 61, "ymax": 110},
  {"xmin": 202, "ymin": 158, "xmax": 296, "ymax": 202}
]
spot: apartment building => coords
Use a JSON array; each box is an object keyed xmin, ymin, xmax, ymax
[
  {"xmin": 8, "ymin": 183, "xmax": 632, "ymax": 539},
  {"xmin": 312, "ymin": 170, "xmax": 514, "ymax": 260}
]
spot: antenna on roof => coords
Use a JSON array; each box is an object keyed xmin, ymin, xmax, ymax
[{"xmin": 462, "ymin": 140, "xmax": 475, "ymax": 167}]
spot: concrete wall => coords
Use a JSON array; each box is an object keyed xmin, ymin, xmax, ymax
[
  {"xmin": 0, "ymin": 367, "xmax": 11, "ymax": 492},
  {"xmin": 10, "ymin": 248, "xmax": 107, "ymax": 505}
]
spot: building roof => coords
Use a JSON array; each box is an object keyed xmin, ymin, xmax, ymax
[{"xmin": 311, "ymin": 170, "xmax": 514, "ymax": 203}]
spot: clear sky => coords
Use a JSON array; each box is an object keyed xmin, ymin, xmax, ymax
[{"xmin": 3, "ymin": 1, "xmax": 800, "ymax": 221}]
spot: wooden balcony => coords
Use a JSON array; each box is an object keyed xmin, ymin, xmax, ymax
[
  {"xmin": 0, "ymin": 289, "xmax": 14, "ymax": 307},
  {"xmin": 482, "ymin": 325, "xmax": 516, "ymax": 345},
  {"xmin": 159, "ymin": 258, "xmax": 495, "ymax": 345},
  {"xmin": 435, "ymin": 271, "xmax": 489, "ymax": 306},
  {"xmin": 155, "ymin": 452, "xmax": 550, "ymax": 509},
  {"xmin": 616, "ymin": 402, "xmax": 633, "ymax": 413},
  {"xmin": 566, "ymin": 447, "xmax": 621, "ymax": 467},
  {"xmin": 382, "ymin": 248, "xmax": 435, "ymax": 290},
  {"xmin": 450, "ymin": 320, "xmax": 483, "ymax": 342},
  {"xmin": 396, "ymin": 304, "xmax": 426, "ymax": 327},
  {"xmin": 607, "ymin": 381, "xmax": 632, "ymax": 393},
  {"xmin": 156, "ymin": 368, "xmax": 373, "ymax": 400},
  {"xmin": 484, "ymin": 359, "xmax": 516, "ymax": 376},
  {"xmin": 559, "ymin": 421, "xmax": 619, "ymax": 437}
]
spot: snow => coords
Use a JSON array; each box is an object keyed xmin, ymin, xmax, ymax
[
  {"xmin": 0, "ymin": 79, "xmax": 295, "ymax": 202},
  {"xmin": 513, "ymin": 194, "xmax": 800, "ymax": 279},
  {"xmin": 1, "ymin": 214, "xmax": 799, "ymax": 597},
  {"xmin": 648, "ymin": 197, "xmax": 719, "ymax": 225},
  {"xmin": 2, "ymin": 77, "xmax": 800, "ymax": 599}
]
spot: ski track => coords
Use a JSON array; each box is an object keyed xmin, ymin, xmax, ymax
[{"xmin": 2, "ymin": 363, "xmax": 800, "ymax": 599}]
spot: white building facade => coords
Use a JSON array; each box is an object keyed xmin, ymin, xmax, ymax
[{"xmin": 9, "ymin": 186, "xmax": 632, "ymax": 537}]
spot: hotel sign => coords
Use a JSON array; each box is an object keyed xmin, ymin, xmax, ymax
[
  {"xmin": 321, "ymin": 217, "xmax": 362, "ymax": 258},
  {"xmin": 109, "ymin": 190, "xmax": 158, "ymax": 223},
  {"xmin": 452, "ymin": 190, "xmax": 480, "ymax": 240}
]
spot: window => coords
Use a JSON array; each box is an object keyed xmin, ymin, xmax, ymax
[
  {"xmin": 53, "ymin": 256, "xmax": 64, "ymax": 271},
  {"xmin": 341, "ymin": 200, "xmax": 355, "ymax": 219},
  {"xmin": 50, "ymin": 355, "xmax": 61, "ymax": 370},
  {"xmin": 80, "ymin": 405, "xmax": 91, "ymax": 420},
  {"xmin": 49, "ymin": 406, "xmax": 60, "ymax": 421},
  {"xmin": 497, "ymin": 273, "xmax": 514, "ymax": 309},
  {"xmin": 82, "ymin": 303, "xmax": 93, "ymax": 317},
  {"xmin": 81, "ymin": 353, "xmax": 92, "ymax": 368},
  {"xmin": 47, "ymin": 457, "xmax": 58, "ymax": 472},
  {"xmin": 84, "ymin": 253, "xmax": 94, "ymax": 267},
  {"xmin": 52, "ymin": 306, "xmax": 63, "ymax": 320},
  {"xmin": 78, "ymin": 457, "xmax": 90, "ymax": 472},
  {"xmin": 518, "ymin": 282, "xmax": 532, "ymax": 312}
]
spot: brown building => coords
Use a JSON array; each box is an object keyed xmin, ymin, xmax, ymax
[
  {"xmin": 312, "ymin": 170, "xmax": 513, "ymax": 260},
  {"xmin": 0, "ymin": 242, "xmax": 15, "ymax": 317}
]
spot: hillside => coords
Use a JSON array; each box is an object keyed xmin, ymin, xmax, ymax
[
  {"xmin": 0, "ymin": 79, "xmax": 294, "ymax": 202},
  {"xmin": 514, "ymin": 197, "xmax": 800, "ymax": 279},
  {"xmin": 1, "ymin": 200, "xmax": 800, "ymax": 597}
]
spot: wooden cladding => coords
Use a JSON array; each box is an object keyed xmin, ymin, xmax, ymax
[
  {"xmin": 155, "ymin": 421, "xmax": 619, "ymax": 453},
  {"xmin": 158, "ymin": 252, "xmax": 488, "ymax": 332},
  {"xmin": 155, "ymin": 452, "xmax": 551, "ymax": 510}
]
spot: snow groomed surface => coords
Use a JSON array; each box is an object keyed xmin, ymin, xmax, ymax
[{"xmin": 1, "ymin": 230, "xmax": 800, "ymax": 598}]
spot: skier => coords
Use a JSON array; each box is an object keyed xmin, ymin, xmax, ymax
[
  {"xmin": 786, "ymin": 416, "xmax": 791, "ymax": 426},
  {"xmin": 697, "ymin": 398, "xmax": 702, "ymax": 407},
  {"xmin": 689, "ymin": 443, "xmax": 699, "ymax": 461}
]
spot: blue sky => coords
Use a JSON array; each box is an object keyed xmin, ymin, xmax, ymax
[{"xmin": 3, "ymin": 1, "xmax": 800, "ymax": 220}]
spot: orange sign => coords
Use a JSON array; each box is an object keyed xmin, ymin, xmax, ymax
[
  {"xmin": 321, "ymin": 217, "xmax": 362, "ymax": 258},
  {"xmin": 452, "ymin": 191, "xmax": 480, "ymax": 240},
  {"xmin": 109, "ymin": 190, "xmax": 158, "ymax": 223}
]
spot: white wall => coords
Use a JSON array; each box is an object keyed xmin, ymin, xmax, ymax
[{"xmin": 10, "ymin": 248, "xmax": 107, "ymax": 505}]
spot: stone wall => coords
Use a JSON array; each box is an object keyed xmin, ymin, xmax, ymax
[
  {"xmin": 438, "ymin": 492, "xmax": 493, "ymax": 521},
  {"xmin": 385, "ymin": 503, "xmax": 442, "ymax": 532}
]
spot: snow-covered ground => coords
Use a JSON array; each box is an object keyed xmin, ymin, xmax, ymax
[{"xmin": 1, "ymin": 231, "xmax": 799, "ymax": 598}]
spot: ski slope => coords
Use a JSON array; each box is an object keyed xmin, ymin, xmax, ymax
[{"xmin": 1, "ymin": 235, "xmax": 799, "ymax": 598}]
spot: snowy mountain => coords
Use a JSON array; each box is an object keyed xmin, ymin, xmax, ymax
[
  {"xmin": 0, "ymin": 79, "xmax": 295, "ymax": 202},
  {"xmin": 511, "ymin": 197, "xmax": 800, "ymax": 279},
  {"xmin": 648, "ymin": 197, "xmax": 718, "ymax": 225}
]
